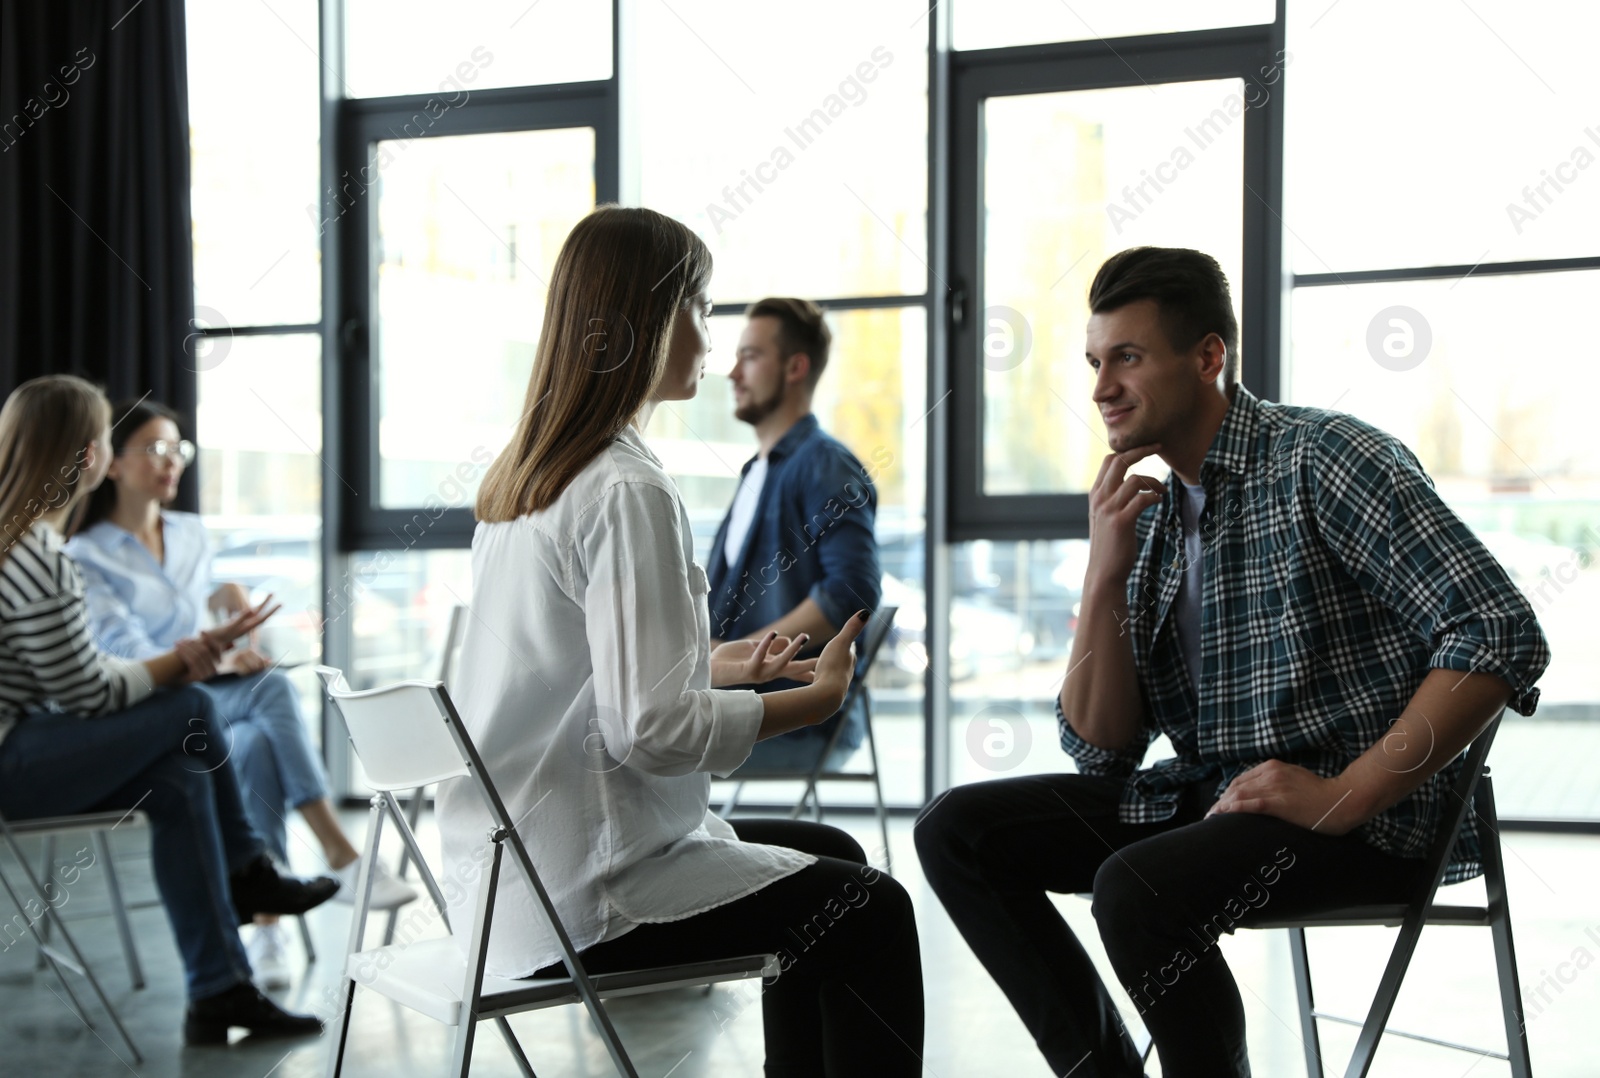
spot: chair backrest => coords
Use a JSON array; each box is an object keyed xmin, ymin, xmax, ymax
[
  {"xmin": 437, "ymin": 604, "xmax": 468, "ymax": 685},
  {"xmin": 316, "ymin": 667, "xmax": 472, "ymax": 791},
  {"xmin": 1407, "ymin": 708, "xmax": 1505, "ymax": 905},
  {"xmin": 841, "ymin": 605, "xmax": 898, "ymax": 712}
]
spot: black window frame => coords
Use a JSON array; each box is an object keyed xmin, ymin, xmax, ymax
[{"xmin": 944, "ymin": 21, "xmax": 1288, "ymax": 542}]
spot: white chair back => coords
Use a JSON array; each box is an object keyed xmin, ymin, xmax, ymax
[{"xmin": 314, "ymin": 667, "xmax": 471, "ymax": 791}]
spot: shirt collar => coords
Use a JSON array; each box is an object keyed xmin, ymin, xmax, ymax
[
  {"xmin": 616, "ymin": 422, "xmax": 664, "ymax": 468},
  {"xmin": 766, "ymin": 414, "xmax": 818, "ymax": 463},
  {"xmin": 1200, "ymin": 383, "xmax": 1261, "ymax": 484}
]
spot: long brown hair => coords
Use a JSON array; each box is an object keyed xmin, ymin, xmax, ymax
[
  {"xmin": 0, "ymin": 375, "xmax": 112, "ymax": 558},
  {"xmin": 476, "ymin": 205, "xmax": 712, "ymax": 520}
]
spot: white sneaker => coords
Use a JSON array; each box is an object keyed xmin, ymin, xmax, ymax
[
  {"xmin": 333, "ymin": 858, "xmax": 419, "ymax": 911},
  {"xmin": 246, "ymin": 923, "xmax": 292, "ymax": 990}
]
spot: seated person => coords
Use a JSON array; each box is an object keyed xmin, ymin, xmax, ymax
[
  {"xmin": 66, "ymin": 399, "xmax": 416, "ymax": 988},
  {"xmin": 708, "ymin": 297, "xmax": 882, "ymax": 773},
  {"xmin": 915, "ymin": 247, "xmax": 1550, "ymax": 1078},
  {"xmin": 436, "ymin": 206, "xmax": 923, "ymax": 1076},
  {"xmin": 0, "ymin": 375, "xmax": 338, "ymax": 1044}
]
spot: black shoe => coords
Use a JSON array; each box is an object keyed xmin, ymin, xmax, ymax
[
  {"xmin": 184, "ymin": 981, "xmax": 323, "ymax": 1045},
  {"xmin": 230, "ymin": 854, "xmax": 339, "ymax": 925}
]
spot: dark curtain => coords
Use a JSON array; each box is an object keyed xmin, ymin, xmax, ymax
[{"xmin": 0, "ymin": 0, "xmax": 199, "ymax": 511}]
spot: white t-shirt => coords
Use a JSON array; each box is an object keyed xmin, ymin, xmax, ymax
[
  {"xmin": 1174, "ymin": 479, "xmax": 1207, "ymax": 693},
  {"xmin": 722, "ymin": 456, "xmax": 769, "ymax": 568}
]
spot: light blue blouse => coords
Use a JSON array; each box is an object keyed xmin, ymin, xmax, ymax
[{"xmin": 65, "ymin": 512, "xmax": 215, "ymax": 660}]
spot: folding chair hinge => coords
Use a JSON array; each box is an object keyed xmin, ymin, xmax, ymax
[{"xmin": 486, "ymin": 826, "xmax": 508, "ymax": 844}]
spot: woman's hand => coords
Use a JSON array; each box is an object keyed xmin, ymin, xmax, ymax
[
  {"xmin": 172, "ymin": 636, "xmax": 220, "ymax": 683},
  {"xmin": 217, "ymin": 647, "xmax": 273, "ymax": 677},
  {"xmin": 198, "ymin": 594, "xmax": 280, "ymax": 658},
  {"xmin": 711, "ymin": 632, "xmax": 817, "ymax": 688},
  {"xmin": 209, "ymin": 582, "xmax": 252, "ymax": 617},
  {"xmin": 808, "ymin": 610, "xmax": 868, "ymax": 717}
]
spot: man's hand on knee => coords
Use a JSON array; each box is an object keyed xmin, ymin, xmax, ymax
[{"xmin": 1205, "ymin": 759, "xmax": 1362, "ymax": 835}]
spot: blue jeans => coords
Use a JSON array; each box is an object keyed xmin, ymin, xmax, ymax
[
  {"xmin": 200, "ymin": 672, "xmax": 330, "ymax": 864},
  {"xmin": 0, "ymin": 687, "xmax": 262, "ymax": 1001}
]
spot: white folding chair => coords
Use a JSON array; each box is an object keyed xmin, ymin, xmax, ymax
[
  {"xmin": 718, "ymin": 605, "xmax": 899, "ymax": 872},
  {"xmin": 382, "ymin": 603, "xmax": 467, "ymax": 947},
  {"xmin": 315, "ymin": 666, "xmax": 778, "ymax": 1078},
  {"xmin": 0, "ymin": 809, "xmax": 144, "ymax": 1063}
]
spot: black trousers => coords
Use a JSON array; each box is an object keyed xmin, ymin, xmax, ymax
[
  {"xmin": 914, "ymin": 773, "xmax": 1424, "ymax": 1078},
  {"xmin": 544, "ymin": 820, "xmax": 923, "ymax": 1077}
]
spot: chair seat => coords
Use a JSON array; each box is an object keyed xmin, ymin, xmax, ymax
[
  {"xmin": 5, "ymin": 811, "xmax": 147, "ymax": 836},
  {"xmin": 348, "ymin": 938, "xmax": 779, "ymax": 1026},
  {"xmin": 723, "ymin": 770, "xmax": 878, "ymax": 782},
  {"xmin": 1254, "ymin": 903, "xmax": 1492, "ymax": 930}
]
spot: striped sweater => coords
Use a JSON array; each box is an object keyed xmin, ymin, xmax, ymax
[{"xmin": 0, "ymin": 522, "xmax": 154, "ymax": 747}]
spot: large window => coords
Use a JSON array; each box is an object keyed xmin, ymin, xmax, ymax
[
  {"xmin": 187, "ymin": 0, "xmax": 325, "ymax": 730},
  {"xmin": 1284, "ymin": 1, "xmax": 1600, "ymax": 822}
]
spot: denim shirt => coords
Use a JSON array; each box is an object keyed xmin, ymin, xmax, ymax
[
  {"xmin": 707, "ymin": 415, "xmax": 882, "ymax": 746},
  {"xmin": 64, "ymin": 513, "xmax": 214, "ymax": 659}
]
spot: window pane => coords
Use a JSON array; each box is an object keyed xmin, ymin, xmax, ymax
[
  {"xmin": 954, "ymin": 0, "xmax": 1273, "ymax": 51},
  {"xmin": 187, "ymin": 0, "xmax": 320, "ymax": 326},
  {"xmin": 650, "ymin": 306, "xmax": 928, "ymax": 806},
  {"xmin": 981, "ymin": 82, "xmax": 1244, "ymax": 495},
  {"xmin": 374, "ymin": 127, "xmax": 595, "ymax": 507},
  {"xmin": 197, "ymin": 333, "xmax": 324, "ymax": 747},
  {"xmin": 343, "ymin": 0, "xmax": 610, "ymax": 98},
  {"xmin": 637, "ymin": 0, "xmax": 927, "ymax": 300},
  {"xmin": 944, "ymin": 539, "xmax": 1179, "ymax": 784},
  {"xmin": 1290, "ymin": 272, "xmax": 1600, "ymax": 819},
  {"xmin": 1286, "ymin": 0, "xmax": 1600, "ymax": 272}
]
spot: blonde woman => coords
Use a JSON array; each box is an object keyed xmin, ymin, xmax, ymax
[
  {"xmin": 0, "ymin": 376, "xmax": 336, "ymax": 1044},
  {"xmin": 437, "ymin": 206, "xmax": 923, "ymax": 1076}
]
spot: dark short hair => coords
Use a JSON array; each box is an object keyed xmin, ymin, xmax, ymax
[
  {"xmin": 745, "ymin": 297, "xmax": 832, "ymax": 389},
  {"xmin": 1088, "ymin": 247, "xmax": 1239, "ymax": 384}
]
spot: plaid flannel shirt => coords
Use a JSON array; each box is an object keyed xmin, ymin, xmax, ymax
[{"xmin": 1057, "ymin": 386, "xmax": 1550, "ymax": 883}]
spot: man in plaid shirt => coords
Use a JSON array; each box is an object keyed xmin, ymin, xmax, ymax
[{"xmin": 916, "ymin": 247, "xmax": 1549, "ymax": 1078}]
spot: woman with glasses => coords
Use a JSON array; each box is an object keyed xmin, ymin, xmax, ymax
[
  {"xmin": 65, "ymin": 398, "xmax": 416, "ymax": 989},
  {"xmin": 0, "ymin": 375, "xmax": 338, "ymax": 1043}
]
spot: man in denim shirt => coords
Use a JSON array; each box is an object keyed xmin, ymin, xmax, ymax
[{"xmin": 708, "ymin": 297, "xmax": 882, "ymax": 772}]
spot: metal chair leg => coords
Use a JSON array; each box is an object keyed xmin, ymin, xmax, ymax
[
  {"xmin": 34, "ymin": 833, "xmax": 55, "ymax": 971},
  {"xmin": 1477, "ymin": 779, "xmax": 1533, "ymax": 1078},
  {"xmin": 94, "ymin": 830, "xmax": 145, "ymax": 989},
  {"xmin": 1340, "ymin": 904, "xmax": 1430, "ymax": 1078},
  {"xmin": 494, "ymin": 1015, "xmax": 538, "ymax": 1077},
  {"xmin": 297, "ymin": 913, "xmax": 317, "ymax": 965},
  {"xmin": 384, "ymin": 786, "xmax": 428, "ymax": 946},
  {"xmin": 1288, "ymin": 927, "xmax": 1324, "ymax": 1078},
  {"xmin": 864, "ymin": 722, "xmax": 892, "ymax": 875}
]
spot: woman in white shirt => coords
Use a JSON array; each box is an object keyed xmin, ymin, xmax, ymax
[
  {"xmin": 0, "ymin": 375, "xmax": 338, "ymax": 1044},
  {"xmin": 437, "ymin": 206, "xmax": 923, "ymax": 1075}
]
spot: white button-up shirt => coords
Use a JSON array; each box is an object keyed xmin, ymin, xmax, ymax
[{"xmin": 436, "ymin": 424, "xmax": 814, "ymax": 978}]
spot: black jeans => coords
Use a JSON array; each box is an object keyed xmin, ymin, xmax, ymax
[
  {"xmin": 542, "ymin": 820, "xmax": 923, "ymax": 1077},
  {"xmin": 914, "ymin": 773, "xmax": 1424, "ymax": 1078}
]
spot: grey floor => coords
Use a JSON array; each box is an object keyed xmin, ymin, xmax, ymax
[{"xmin": 2, "ymin": 810, "xmax": 1597, "ymax": 1078}]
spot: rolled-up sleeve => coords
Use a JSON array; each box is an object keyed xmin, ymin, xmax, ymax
[
  {"xmin": 580, "ymin": 480, "xmax": 764, "ymax": 777},
  {"xmin": 1310, "ymin": 426, "xmax": 1550, "ymax": 715},
  {"xmin": 1055, "ymin": 694, "xmax": 1153, "ymax": 777},
  {"xmin": 801, "ymin": 448, "xmax": 881, "ymax": 629}
]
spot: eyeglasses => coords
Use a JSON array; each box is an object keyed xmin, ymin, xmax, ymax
[{"xmin": 128, "ymin": 439, "xmax": 196, "ymax": 466}]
